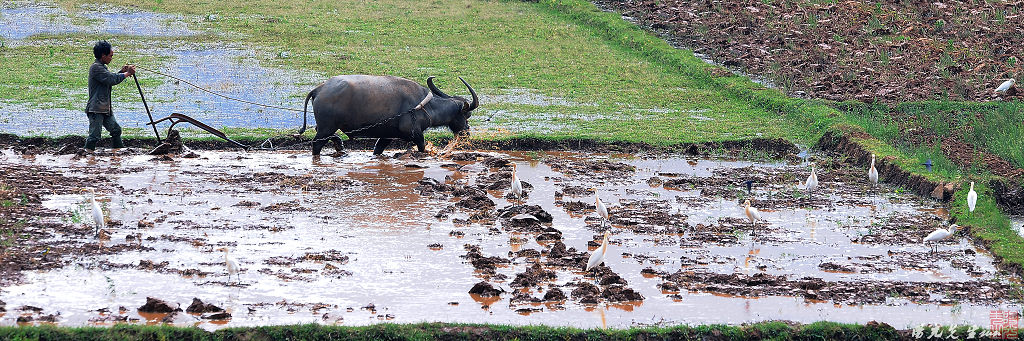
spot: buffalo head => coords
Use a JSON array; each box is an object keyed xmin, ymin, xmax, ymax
[{"xmin": 427, "ymin": 76, "xmax": 479, "ymax": 136}]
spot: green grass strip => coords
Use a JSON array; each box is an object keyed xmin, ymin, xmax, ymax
[
  {"xmin": 0, "ymin": 321, "xmax": 907, "ymax": 340},
  {"xmin": 952, "ymin": 181, "xmax": 1024, "ymax": 275}
]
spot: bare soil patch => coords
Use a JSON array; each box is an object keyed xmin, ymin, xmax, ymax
[{"xmin": 598, "ymin": 0, "xmax": 1023, "ymax": 102}]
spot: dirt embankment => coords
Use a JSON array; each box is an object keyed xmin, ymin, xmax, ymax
[
  {"xmin": 598, "ymin": 0, "xmax": 1023, "ymax": 103},
  {"xmin": 0, "ymin": 133, "xmax": 801, "ymax": 158},
  {"xmin": 815, "ymin": 130, "xmax": 954, "ymax": 201}
]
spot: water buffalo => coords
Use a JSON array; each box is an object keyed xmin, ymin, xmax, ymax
[{"xmin": 297, "ymin": 75, "xmax": 479, "ymax": 155}]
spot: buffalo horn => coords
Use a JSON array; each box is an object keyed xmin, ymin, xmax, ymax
[
  {"xmin": 459, "ymin": 77, "xmax": 479, "ymax": 111},
  {"xmin": 426, "ymin": 76, "xmax": 451, "ymax": 98}
]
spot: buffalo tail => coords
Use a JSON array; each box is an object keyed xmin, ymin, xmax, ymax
[{"xmin": 297, "ymin": 84, "xmax": 322, "ymax": 135}]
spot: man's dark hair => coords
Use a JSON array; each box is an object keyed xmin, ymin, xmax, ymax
[{"xmin": 93, "ymin": 40, "xmax": 112, "ymax": 59}]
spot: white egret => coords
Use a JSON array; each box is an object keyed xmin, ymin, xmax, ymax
[
  {"xmin": 805, "ymin": 163, "xmax": 818, "ymax": 192},
  {"xmin": 995, "ymin": 79, "xmax": 1015, "ymax": 93},
  {"xmin": 585, "ymin": 231, "xmax": 611, "ymax": 271},
  {"xmin": 593, "ymin": 189, "xmax": 609, "ymax": 228},
  {"xmin": 967, "ymin": 181, "xmax": 977, "ymax": 213},
  {"xmin": 924, "ymin": 224, "xmax": 957, "ymax": 253},
  {"xmin": 510, "ymin": 163, "xmax": 523, "ymax": 203},
  {"xmin": 86, "ymin": 189, "xmax": 105, "ymax": 236},
  {"xmin": 743, "ymin": 199, "xmax": 761, "ymax": 225},
  {"xmin": 218, "ymin": 247, "xmax": 240, "ymax": 283},
  {"xmin": 868, "ymin": 154, "xmax": 879, "ymax": 186}
]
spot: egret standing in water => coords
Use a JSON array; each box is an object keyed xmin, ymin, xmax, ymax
[
  {"xmin": 743, "ymin": 199, "xmax": 761, "ymax": 225},
  {"xmin": 85, "ymin": 189, "xmax": 105, "ymax": 236},
  {"xmin": 594, "ymin": 189, "xmax": 609, "ymax": 228},
  {"xmin": 805, "ymin": 163, "xmax": 818, "ymax": 193},
  {"xmin": 868, "ymin": 154, "xmax": 879, "ymax": 186},
  {"xmin": 967, "ymin": 181, "xmax": 978, "ymax": 213},
  {"xmin": 218, "ymin": 247, "xmax": 240, "ymax": 283},
  {"xmin": 924, "ymin": 224, "xmax": 957, "ymax": 254},
  {"xmin": 510, "ymin": 163, "xmax": 523, "ymax": 203},
  {"xmin": 586, "ymin": 231, "xmax": 611, "ymax": 271},
  {"xmin": 995, "ymin": 79, "xmax": 1015, "ymax": 94}
]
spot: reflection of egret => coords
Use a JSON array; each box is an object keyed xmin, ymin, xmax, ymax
[
  {"xmin": 966, "ymin": 181, "xmax": 978, "ymax": 213},
  {"xmin": 805, "ymin": 163, "xmax": 818, "ymax": 193},
  {"xmin": 85, "ymin": 188, "xmax": 105, "ymax": 236},
  {"xmin": 586, "ymin": 231, "xmax": 611, "ymax": 271},
  {"xmin": 593, "ymin": 189, "xmax": 609, "ymax": 228},
  {"xmin": 924, "ymin": 224, "xmax": 957, "ymax": 254},
  {"xmin": 510, "ymin": 163, "xmax": 523, "ymax": 203},
  {"xmin": 868, "ymin": 154, "xmax": 879, "ymax": 186},
  {"xmin": 217, "ymin": 247, "xmax": 240, "ymax": 283}
]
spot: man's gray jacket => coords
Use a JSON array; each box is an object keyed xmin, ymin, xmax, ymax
[{"xmin": 85, "ymin": 59, "xmax": 126, "ymax": 114}]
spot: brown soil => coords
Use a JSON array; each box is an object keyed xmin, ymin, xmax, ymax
[
  {"xmin": 597, "ymin": 0, "xmax": 1024, "ymax": 103},
  {"xmin": 659, "ymin": 270, "xmax": 1015, "ymax": 305},
  {"xmin": 0, "ymin": 133, "xmax": 801, "ymax": 158}
]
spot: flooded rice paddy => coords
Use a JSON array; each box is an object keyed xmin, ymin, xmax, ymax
[{"xmin": 0, "ymin": 147, "xmax": 1020, "ymax": 329}]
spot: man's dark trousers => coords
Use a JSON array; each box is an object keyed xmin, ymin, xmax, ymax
[{"xmin": 85, "ymin": 112, "xmax": 123, "ymax": 149}]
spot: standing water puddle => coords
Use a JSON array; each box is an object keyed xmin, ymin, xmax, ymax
[{"xmin": 0, "ymin": 149, "xmax": 1019, "ymax": 329}]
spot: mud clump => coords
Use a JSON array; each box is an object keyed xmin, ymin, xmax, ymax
[
  {"xmin": 186, "ymin": 298, "xmax": 224, "ymax": 314},
  {"xmin": 543, "ymin": 288, "xmax": 567, "ymax": 301},
  {"xmin": 510, "ymin": 263, "xmax": 557, "ymax": 288},
  {"xmin": 202, "ymin": 312, "xmax": 231, "ymax": 320},
  {"xmin": 463, "ymin": 245, "xmax": 510, "ymax": 273},
  {"xmin": 601, "ymin": 285, "xmax": 645, "ymax": 302},
  {"xmin": 544, "ymin": 241, "xmax": 588, "ymax": 269},
  {"xmin": 138, "ymin": 297, "xmax": 182, "ymax": 313},
  {"xmin": 661, "ymin": 271, "xmax": 1016, "ymax": 305},
  {"xmin": 455, "ymin": 188, "xmax": 495, "ymax": 210},
  {"xmin": 468, "ymin": 281, "xmax": 503, "ymax": 297},
  {"xmin": 545, "ymin": 159, "xmax": 636, "ymax": 181},
  {"xmin": 611, "ymin": 199, "xmax": 688, "ymax": 234}
]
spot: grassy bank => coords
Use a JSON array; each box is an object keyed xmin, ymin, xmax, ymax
[{"xmin": 0, "ymin": 321, "xmax": 912, "ymax": 340}]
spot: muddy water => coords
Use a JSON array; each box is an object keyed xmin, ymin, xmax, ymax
[{"xmin": 0, "ymin": 149, "xmax": 1019, "ymax": 329}]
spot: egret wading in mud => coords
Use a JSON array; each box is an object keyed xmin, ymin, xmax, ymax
[
  {"xmin": 995, "ymin": 79, "xmax": 1015, "ymax": 94},
  {"xmin": 805, "ymin": 163, "xmax": 818, "ymax": 193},
  {"xmin": 924, "ymin": 224, "xmax": 957, "ymax": 254},
  {"xmin": 868, "ymin": 154, "xmax": 879, "ymax": 187},
  {"xmin": 593, "ymin": 189, "xmax": 609, "ymax": 228},
  {"xmin": 510, "ymin": 163, "xmax": 523, "ymax": 203},
  {"xmin": 743, "ymin": 199, "xmax": 761, "ymax": 225},
  {"xmin": 85, "ymin": 188, "xmax": 104, "ymax": 236},
  {"xmin": 218, "ymin": 247, "xmax": 240, "ymax": 283},
  {"xmin": 967, "ymin": 181, "xmax": 978, "ymax": 213},
  {"xmin": 586, "ymin": 231, "xmax": 612, "ymax": 271}
]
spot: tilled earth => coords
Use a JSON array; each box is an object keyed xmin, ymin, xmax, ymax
[
  {"xmin": 598, "ymin": 0, "xmax": 1024, "ymax": 102},
  {"xmin": 0, "ymin": 144, "xmax": 1020, "ymax": 328}
]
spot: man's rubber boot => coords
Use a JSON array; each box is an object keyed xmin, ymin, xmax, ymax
[{"xmin": 84, "ymin": 140, "xmax": 97, "ymax": 150}]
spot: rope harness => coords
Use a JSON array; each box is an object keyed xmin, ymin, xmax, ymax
[{"xmin": 132, "ymin": 64, "xmax": 432, "ymax": 151}]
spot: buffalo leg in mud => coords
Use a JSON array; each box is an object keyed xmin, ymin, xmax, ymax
[
  {"xmin": 329, "ymin": 135, "xmax": 345, "ymax": 156},
  {"xmin": 312, "ymin": 129, "xmax": 336, "ymax": 155},
  {"xmin": 413, "ymin": 132, "xmax": 426, "ymax": 152},
  {"xmin": 373, "ymin": 138, "xmax": 393, "ymax": 155}
]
